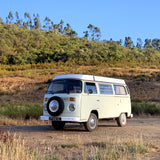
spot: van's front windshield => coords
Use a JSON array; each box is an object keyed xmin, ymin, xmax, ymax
[{"xmin": 47, "ymin": 79, "xmax": 82, "ymax": 94}]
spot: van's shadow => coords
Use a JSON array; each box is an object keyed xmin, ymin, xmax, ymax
[{"xmin": 0, "ymin": 122, "xmax": 118, "ymax": 133}]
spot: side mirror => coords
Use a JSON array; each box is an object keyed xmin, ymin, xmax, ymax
[{"xmin": 88, "ymin": 89, "xmax": 93, "ymax": 94}]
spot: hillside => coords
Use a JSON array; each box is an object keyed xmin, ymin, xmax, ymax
[
  {"xmin": 0, "ymin": 22, "xmax": 160, "ymax": 67},
  {"xmin": 0, "ymin": 64, "xmax": 160, "ymax": 104}
]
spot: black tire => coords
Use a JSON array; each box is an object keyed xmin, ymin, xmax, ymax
[
  {"xmin": 47, "ymin": 96, "xmax": 64, "ymax": 116},
  {"xmin": 116, "ymin": 113, "xmax": 127, "ymax": 127},
  {"xmin": 84, "ymin": 113, "xmax": 98, "ymax": 132},
  {"xmin": 52, "ymin": 121, "xmax": 65, "ymax": 130}
]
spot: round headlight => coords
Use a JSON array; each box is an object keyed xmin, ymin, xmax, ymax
[{"xmin": 69, "ymin": 104, "xmax": 75, "ymax": 112}]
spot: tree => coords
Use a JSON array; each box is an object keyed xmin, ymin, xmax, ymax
[
  {"xmin": 152, "ymin": 38, "xmax": 160, "ymax": 50},
  {"xmin": 15, "ymin": 11, "xmax": 22, "ymax": 27},
  {"xmin": 83, "ymin": 31, "xmax": 89, "ymax": 39},
  {"xmin": 67, "ymin": 29, "xmax": 77, "ymax": 37},
  {"xmin": 124, "ymin": 37, "xmax": 133, "ymax": 48},
  {"xmin": 24, "ymin": 12, "xmax": 32, "ymax": 29},
  {"xmin": 16, "ymin": 11, "xmax": 19, "ymax": 19},
  {"xmin": 144, "ymin": 39, "xmax": 152, "ymax": 48},
  {"xmin": 53, "ymin": 24, "xmax": 59, "ymax": 30},
  {"xmin": 136, "ymin": 38, "xmax": 143, "ymax": 49},
  {"xmin": 6, "ymin": 11, "xmax": 13, "ymax": 24},
  {"xmin": 87, "ymin": 24, "xmax": 94, "ymax": 40},
  {"xmin": 119, "ymin": 39, "xmax": 123, "ymax": 46},
  {"xmin": 0, "ymin": 17, "xmax": 4, "ymax": 24},
  {"xmin": 94, "ymin": 27, "xmax": 101, "ymax": 41},
  {"xmin": 43, "ymin": 16, "xmax": 53, "ymax": 31},
  {"xmin": 87, "ymin": 24, "xmax": 101, "ymax": 41},
  {"xmin": 63, "ymin": 23, "xmax": 77, "ymax": 37},
  {"xmin": 58, "ymin": 19, "xmax": 64, "ymax": 34},
  {"xmin": 33, "ymin": 14, "xmax": 40, "ymax": 29}
]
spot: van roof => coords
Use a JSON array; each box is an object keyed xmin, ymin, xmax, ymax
[{"xmin": 53, "ymin": 74, "xmax": 126, "ymax": 85}]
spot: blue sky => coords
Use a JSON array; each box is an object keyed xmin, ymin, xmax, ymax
[{"xmin": 0, "ymin": 0, "xmax": 159, "ymax": 45}]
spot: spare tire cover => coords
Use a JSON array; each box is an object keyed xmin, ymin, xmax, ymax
[{"xmin": 47, "ymin": 96, "xmax": 64, "ymax": 116}]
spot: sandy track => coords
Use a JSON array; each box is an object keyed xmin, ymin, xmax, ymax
[{"xmin": 0, "ymin": 118, "xmax": 160, "ymax": 159}]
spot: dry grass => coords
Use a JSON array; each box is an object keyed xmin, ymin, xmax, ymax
[
  {"xmin": 0, "ymin": 63, "xmax": 160, "ymax": 104},
  {"xmin": 52, "ymin": 135, "xmax": 149, "ymax": 160},
  {"xmin": 1, "ymin": 63, "xmax": 160, "ymax": 80},
  {"xmin": 0, "ymin": 125, "xmax": 156, "ymax": 160},
  {"xmin": 0, "ymin": 117, "xmax": 49, "ymax": 126},
  {"xmin": 23, "ymin": 133, "xmax": 150, "ymax": 160},
  {"xmin": 0, "ymin": 130, "xmax": 42, "ymax": 160}
]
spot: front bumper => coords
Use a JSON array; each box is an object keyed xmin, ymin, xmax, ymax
[
  {"xmin": 128, "ymin": 114, "xmax": 133, "ymax": 119},
  {"xmin": 40, "ymin": 115, "xmax": 80, "ymax": 122}
]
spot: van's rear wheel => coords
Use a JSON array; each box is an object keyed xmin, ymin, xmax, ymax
[
  {"xmin": 52, "ymin": 121, "xmax": 65, "ymax": 130},
  {"xmin": 84, "ymin": 113, "xmax": 98, "ymax": 132},
  {"xmin": 116, "ymin": 113, "xmax": 127, "ymax": 127}
]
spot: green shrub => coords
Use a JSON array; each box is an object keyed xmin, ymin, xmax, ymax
[
  {"xmin": 132, "ymin": 102, "xmax": 160, "ymax": 115},
  {"xmin": 136, "ymin": 74, "xmax": 148, "ymax": 81},
  {"xmin": 0, "ymin": 104, "xmax": 43, "ymax": 119}
]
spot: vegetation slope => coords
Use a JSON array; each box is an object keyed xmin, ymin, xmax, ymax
[{"xmin": 0, "ymin": 12, "xmax": 160, "ymax": 67}]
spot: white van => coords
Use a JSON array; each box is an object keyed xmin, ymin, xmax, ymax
[{"xmin": 40, "ymin": 74, "xmax": 133, "ymax": 131}]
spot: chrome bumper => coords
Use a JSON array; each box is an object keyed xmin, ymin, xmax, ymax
[{"xmin": 40, "ymin": 116, "xmax": 80, "ymax": 122}]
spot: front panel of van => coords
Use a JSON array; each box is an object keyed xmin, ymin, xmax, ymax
[
  {"xmin": 43, "ymin": 93, "xmax": 82, "ymax": 121},
  {"xmin": 42, "ymin": 79, "xmax": 83, "ymax": 122}
]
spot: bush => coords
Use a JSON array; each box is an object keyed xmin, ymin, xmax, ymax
[
  {"xmin": 132, "ymin": 102, "xmax": 160, "ymax": 115},
  {"xmin": 0, "ymin": 104, "xmax": 43, "ymax": 119}
]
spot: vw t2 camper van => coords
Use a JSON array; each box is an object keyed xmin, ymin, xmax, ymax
[{"xmin": 40, "ymin": 74, "xmax": 133, "ymax": 131}]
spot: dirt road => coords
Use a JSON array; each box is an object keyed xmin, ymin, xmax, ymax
[{"xmin": 0, "ymin": 118, "xmax": 160, "ymax": 159}]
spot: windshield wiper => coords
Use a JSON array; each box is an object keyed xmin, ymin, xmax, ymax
[{"xmin": 47, "ymin": 91, "xmax": 54, "ymax": 94}]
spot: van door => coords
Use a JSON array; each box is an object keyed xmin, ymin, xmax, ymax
[
  {"xmin": 98, "ymin": 83, "xmax": 116, "ymax": 118},
  {"xmin": 113, "ymin": 85, "xmax": 130, "ymax": 116},
  {"xmin": 81, "ymin": 82, "xmax": 99, "ymax": 121}
]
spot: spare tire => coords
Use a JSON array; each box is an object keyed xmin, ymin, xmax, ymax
[{"xmin": 47, "ymin": 96, "xmax": 64, "ymax": 116}]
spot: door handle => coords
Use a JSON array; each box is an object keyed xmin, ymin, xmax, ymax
[{"xmin": 97, "ymin": 100, "xmax": 100, "ymax": 102}]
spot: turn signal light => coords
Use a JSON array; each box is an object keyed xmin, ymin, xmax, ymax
[
  {"xmin": 44, "ymin": 98, "xmax": 48, "ymax": 102},
  {"xmin": 70, "ymin": 97, "xmax": 75, "ymax": 101}
]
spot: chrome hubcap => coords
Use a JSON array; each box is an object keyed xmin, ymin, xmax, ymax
[
  {"xmin": 121, "ymin": 114, "xmax": 126, "ymax": 124},
  {"xmin": 49, "ymin": 100, "xmax": 59, "ymax": 112},
  {"xmin": 89, "ymin": 117, "xmax": 96, "ymax": 129}
]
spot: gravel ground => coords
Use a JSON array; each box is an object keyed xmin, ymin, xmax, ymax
[{"xmin": 0, "ymin": 117, "xmax": 160, "ymax": 159}]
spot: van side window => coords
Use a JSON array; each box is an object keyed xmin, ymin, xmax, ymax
[
  {"xmin": 114, "ymin": 85, "xmax": 127, "ymax": 95},
  {"xmin": 99, "ymin": 84, "xmax": 113, "ymax": 94},
  {"xmin": 84, "ymin": 82, "xmax": 97, "ymax": 94}
]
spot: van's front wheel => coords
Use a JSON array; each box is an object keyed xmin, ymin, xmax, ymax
[
  {"xmin": 116, "ymin": 113, "xmax": 127, "ymax": 127},
  {"xmin": 84, "ymin": 113, "xmax": 98, "ymax": 132}
]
